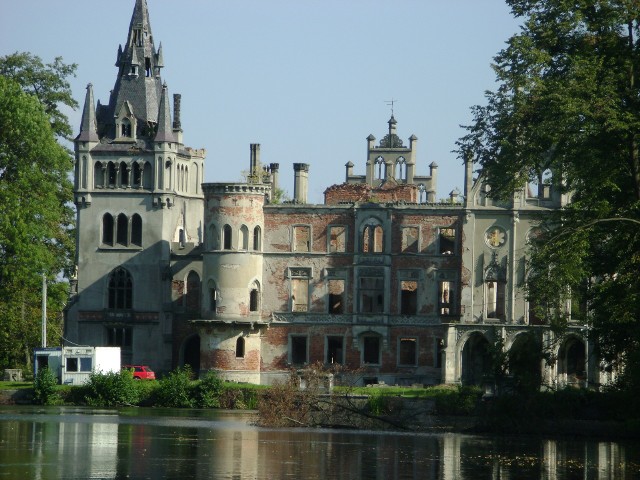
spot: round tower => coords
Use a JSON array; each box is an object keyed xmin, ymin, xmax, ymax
[{"xmin": 202, "ymin": 183, "xmax": 269, "ymax": 321}]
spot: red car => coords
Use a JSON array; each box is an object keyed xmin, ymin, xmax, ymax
[{"xmin": 123, "ymin": 365, "xmax": 156, "ymax": 380}]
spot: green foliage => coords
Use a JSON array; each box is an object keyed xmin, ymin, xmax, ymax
[
  {"xmin": 196, "ymin": 371, "xmax": 224, "ymax": 408},
  {"xmin": 434, "ymin": 385, "xmax": 483, "ymax": 416},
  {"xmin": 155, "ymin": 366, "xmax": 195, "ymax": 408},
  {"xmin": 0, "ymin": 58, "xmax": 76, "ymax": 370},
  {"xmin": 33, "ymin": 367, "xmax": 61, "ymax": 405},
  {"xmin": 0, "ymin": 52, "xmax": 78, "ymax": 140},
  {"xmin": 84, "ymin": 370, "xmax": 140, "ymax": 407},
  {"xmin": 456, "ymin": 1, "xmax": 640, "ymax": 386}
]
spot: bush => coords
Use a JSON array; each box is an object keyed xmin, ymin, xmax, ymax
[
  {"xmin": 156, "ymin": 366, "xmax": 195, "ymax": 408},
  {"xmin": 196, "ymin": 371, "xmax": 224, "ymax": 408},
  {"xmin": 33, "ymin": 367, "xmax": 61, "ymax": 405},
  {"xmin": 434, "ymin": 385, "xmax": 482, "ymax": 415},
  {"xmin": 84, "ymin": 370, "xmax": 139, "ymax": 407}
]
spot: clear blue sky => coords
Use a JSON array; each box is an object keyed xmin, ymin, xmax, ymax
[{"xmin": 0, "ymin": 1, "xmax": 520, "ymax": 203}]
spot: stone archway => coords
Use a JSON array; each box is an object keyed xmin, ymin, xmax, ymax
[
  {"xmin": 558, "ymin": 336, "xmax": 586, "ymax": 387},
  {"xmin": 461, "ymin": 333, "xmax": 491, "ymax": 386},
  {"xmin": 182, "ymin": 335, "xmax": 201, "ymax": 375},
  {"xmin": 507, "ymin": 332, "xmax": 542, "ymax": 391}
]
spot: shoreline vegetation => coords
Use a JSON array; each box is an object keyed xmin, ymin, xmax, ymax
[{"xmin": 1, "ymin": 367, "xmax": 638, "ymax": 440}]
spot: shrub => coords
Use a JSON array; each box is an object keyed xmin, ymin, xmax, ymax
[
  {"xmin": 196, "ymin": 371, "xmax": 224, "ymax": 408},
  {"xmin": 155, "ymin": 366, "xmax": 195, "ymax": 408},
  {"xmin": 33, "ymin": 367, "xmax": 61, "ymax": 405},
  {"xmin": 84, "ymin": 370, "xmax": 139, "ymax": 407},
  {"xmin": 434, "ymin": 385, "xmax": 482, "ymax": 415}
]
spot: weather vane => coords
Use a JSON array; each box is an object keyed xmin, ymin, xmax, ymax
[{"xmin": 385, "ymin": 99, "xmax": 397, "ymax": 116}]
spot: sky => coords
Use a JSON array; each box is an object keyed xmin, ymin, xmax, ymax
[{"xmin": 0, "ymin": 1, "xmax": 521, "ymax": 203}]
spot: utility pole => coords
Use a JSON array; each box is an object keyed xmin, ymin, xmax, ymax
[{"xmin": 41, "ymin": 274, "xmax": 47, "ymax": 348}]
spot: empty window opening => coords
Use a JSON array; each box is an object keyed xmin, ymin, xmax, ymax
[
  {"xmin": 132, "ymin": 162, "xmax": 141, "ymax": 186},
  {"xmin": 439, "ymin": 281, "xmax": 452, "ymax": 315},
  {"xmin": 374, "ymin": 156, "xmax": 385, "ymax": 180},
  {"xmin": 121, "ymin": 119, "xmax": 132, "ymax": 138},
  {"xmin": 145, "ymin": 57, "xmax": 152, "ymax": 77},
  {"xmin": 106, "ymin": 326, "xmax": 132, "ymax": 347},
  {"xmin": 439, "ymin": 228, "xmax": 456, "ymax": 255},
  {"xmin": 400, "ymin": 280, "xmax": 418, "ymax": 315},
  {"xmin": 102, "ymin": 213, "xmax": 114, "ymax": 245},
  {"xmin": 486, "ymin": 281, "xmax": 506, "ymax": 319},
  {"xmin": 435, "ymin": 338, "xmax": 444, "ymax": 369},
  {"xmin": 418, "ymin": 184, "xmax": 427, "ymax": 204},
  {"xmin": 326, "ymin": 336, "xmax": 344, "ymax": 365},
  {"xmin": 185, "ymin": 271, "xmax": 200, "ymax": 313},
  {"xmin": 328, "ymin": 279, "xmax": 345, "ymax": 314},
  {"xmin": 363, "ymin": 225, "xmax": 383, "ymax": 253},
  {"xmin": 236, "ymin": 337, "xmax": 245, "ymax": 358},
  {"xmin": 108, "ymin": 268, "xmax": 133, "ymax": 309},
  {"xmin": 223, "ymin": 224, "xmax": 232, "ymax": 250},
  {"xmin": 290, "ymin": 336, "xmax": 308, "ymax": 365},
  {"xmin": 399, "ymin": 338, "xmax": 417, "ymax": 366},
  {"xmin": 119, "ymin": 162, "xmax": 129, "ymax": 186},
  {"xmin": 66, "ymin": 357, "xmax": 78, "ymax": 372},
  {"xmin": 329, "ymin": 226, "xmax": 346, "ymax": 252},
  {"xmin": 291, "ymin": 278, "xmax": 309, "ymax": 312},
  {"xmin": 294, "ymin": 225, "xmax": 311, "ymax": 252},
  {"xmin": 107, "ymin": 162, "xmax": 117, "ymax": 186},
  {"xmin": 360, "ymin": 277, "xmax": 384, "ymax": 313},
  {"xmin": 396, "ymin": 157, "xmax": 406, "ymax": 180},
  {"xmin": 249, "ymin": 285, "xmax": 259, "ymax": 312},
  {"xmin": 116, "ymin": 214, "xmax": 128, "ymax": 246},
  {"xmin": 240, "ymin": 225, "xmax": 249, "ymax": 250},
  {"xmin": 363, "ymin": 336, "xmax": 381, "ymax": 365},
  {"xmin": 131, "ymin": 214, "xmax": 142, "ymax": 246},
  {"xmin": 94, "ymin": 162, "xmax": 105, "ymax": 188},
  {"xmin": 209, "ymin": 281, "xmax": 217, "ymax": 313},
  {"xmin": 253, "ymin": 226, "xmax": 261, "ymax": 251}
]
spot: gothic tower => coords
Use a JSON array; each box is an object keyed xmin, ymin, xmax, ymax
[{"xmin": 66, "ymin": 0, "xmax": 206, "ymax": 372}]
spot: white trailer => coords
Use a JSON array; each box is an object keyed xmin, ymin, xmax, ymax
[{"xmin": 61, "ymin": 347, "xmax": 121, "ymax": 385}]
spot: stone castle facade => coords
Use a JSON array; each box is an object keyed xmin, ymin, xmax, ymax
[{"xmin": 65, "ymin": 0, "xmax": 608, "ymax": 389}]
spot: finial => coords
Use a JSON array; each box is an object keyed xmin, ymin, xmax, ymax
[{"xmin": 385, "ymin": 98, "xmax": 397, "ymax": 117}]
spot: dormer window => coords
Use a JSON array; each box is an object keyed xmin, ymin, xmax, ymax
[
  {"xmin": 121, "ymin": 118, "xmax": 132, "ymax": 137},
  {"xmin": 130, "ymin": 65, "xmax": 138, "ymax": 77},
  {"xmin": 145, "ymin": 58, "xmax": 151, "ymax": 77}
]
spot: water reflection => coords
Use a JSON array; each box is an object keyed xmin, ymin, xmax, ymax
[{"xmin": 0, "ymin": 406, "xmax": 638, "ymax": 479}]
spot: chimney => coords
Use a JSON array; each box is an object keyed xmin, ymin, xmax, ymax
[
  {"xmin": 172, "ymin": 93, "xmax": 183, "ymax": 144},
  {"xmin": 269, "ymin": 163, "xmax": 280, "ymax": 191},
  {"xmin": 293, "ymin": 163, "xmax": 309, "ymax": 203},
  {"xmin": 249, "ymin": 144, "xmax": 261, "ymax": 183}
]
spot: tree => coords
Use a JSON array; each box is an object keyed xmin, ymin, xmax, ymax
[
  {"xmin": 0, "ymin": 74, "xmax": 75, "ymax": 369},
  {"xmin": 0, "ymin": 52, "xmax": 78, "ymax": 140},
  {"xmin": 456, "ymin": 1, "xmax": 640, "ymax": 384}
]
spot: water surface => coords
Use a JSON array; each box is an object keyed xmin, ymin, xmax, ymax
[{"xmin": 0, "ymin": 406, "xmax": 638, "ymax": 479}]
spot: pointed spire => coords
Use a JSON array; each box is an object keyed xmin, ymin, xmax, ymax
[
  {"xmin": 103, "ymin": 0, "xmax": 163, "ymax": 136},
  {"xmin": 76, "ymin": 84, "xmax": 99, "ymax": 142},
  {"xmin": 116, "ymin": 44, "xmax": 123, "ymax": 67},
  {"xmin": 155, "ymin": 83, "xmax": 175, "ymax": 143},
  {"xmin": 156, "ymin": 42, "xmax": 164, "ymax": 68}
]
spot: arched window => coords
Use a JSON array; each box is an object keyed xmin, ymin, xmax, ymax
[
  {"xmin": 362, "ymin": 221, "xmax": 384, "ymax": 253},
  {"xmin": 116, "ymin": 214, "xmax": 128, "ymax": 246},
  {"xmin": 208, "ymin": 223, "xmax": 218, "ymax": 250},
  {"xmin": 253, "ymin": 226, "xmax": 261, "ymax": 251},
  {"xmin": 208, "ymin": 279, "xmax": 217, "ymax": 314},
  {"xmin": 185, "ymin": 271, "xmax": 201, "ymax": 313},
  {"xmin": 142, "ymin": 161, "xmax": 153, "ymax": 189},
  {"xmin": 374, "ymin": 156, "xmax": 385, "ymax": 180},
  {"xmin": 102, "ymin": 213, "xmax": 114, "ymax": 245},
  {"xmin": 119, "ymin": 161, "xmax": 128, "ymax": 187},
  {"xmin": 131, "ymin": 214, "xmax": 142, "ymax": 246},
  {"xmin": 418, "ymin": 184, "xmax": 426, "ymax": 204},
  {"xmin": 249, "ymin": 281, "xmax": 260, "ymax": 312},
  {"xmin": 107, "ymin": 162, "xmax": 117, "ymax": 187},
  {"xmin": 185, "ymin": 166, "xmax": 189, "ymax": 193},
  {"xmin": 240, "ymin": 225, "xmax": 249, "ymax": 250},
  {"xmin": 81, "ymin": 156, "xmax": 87, "ymax": 189},
  {"xmin": 223, "ymin": 224, "xmax": 232, "ymax": 250},
  {"xmin": 132, "ymin": 162, "xmax": 141, "ymax": 187},
  {"xmin": 193, "ymin": 164, "xmax": 199, "ymax": 194},
  {"xmin": 395, "ymin": 156, "xmax": 406, "ymax": 180},
  {"xmin": 236, "ymin": 337, "xmax": 245, "ymax": 358},
  {"xmin": 94, "ymin": 161, "xmax": 105, "ymax": 188},
  {"xmin": 121, "ymin": 118, "xmax": 132, "ymax": 137},
  {"xmin": 108, "ymin": 267, "xmax": 132, "ymax": 309}
]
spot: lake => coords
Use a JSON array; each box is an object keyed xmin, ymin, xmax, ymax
[{"xmin": 0, "ymin": 406, "xmax": 638, "ymax": 479}]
